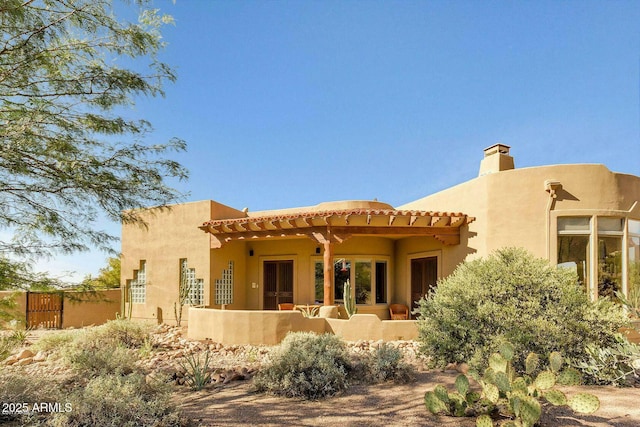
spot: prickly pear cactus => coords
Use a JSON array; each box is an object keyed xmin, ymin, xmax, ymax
[
  {"xmin": 543, "ymin": 389, "xmax": 567, "ymax": 406},
  {"xmin": 556, "ymin": 367, "xmax": 583, "ymax": 386},
  {"xmin": 424, "ymin": 390, "xmax": 448, "ymax": 414},
  {"xmin": 534, "ymin": 370, "xmax": 556, "ymax": 390},
  {"xmin": 525, "ymin": 352, "xmax": 539, "ymax": 375},
  {"xmin": 475, "ymin": 414, "xmax": 493, "ymax": 427},
  {"xmin": 567, "ymin": 393, "xmax": 600, "ymax": 414},
  {"xmin": 549, "ymin": 351, "xmax": 563, "ymax": 373},
  {"xmin": 516, "ymin": 395, "xmax": 542, "ymax": 427},
  {"xmin": 455, "ymin": 374, "xmax": 469, "ymax": 396}
]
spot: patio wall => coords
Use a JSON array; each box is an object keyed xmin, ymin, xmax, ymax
[
  {"xmin": 187, "ymin": 308, "xmax": 418, "ymax": 345},
  {"xmin": 0, "ymin": 289, "xmax": 120, "ymax": 329}
]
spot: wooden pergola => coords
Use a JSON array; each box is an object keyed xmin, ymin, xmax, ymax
[{"xmin": 200, "ymin": 208, "xmax": 474, "ymax": 305}]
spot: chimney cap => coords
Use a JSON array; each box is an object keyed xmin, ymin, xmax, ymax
[{"xmin": 483, "ymin": 143, "xmax": 511, "ymax": 157}]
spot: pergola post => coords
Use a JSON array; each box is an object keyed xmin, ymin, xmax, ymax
[{"xmin": 323, "ymin": 240, "xmax": 333, "ymax": 305}]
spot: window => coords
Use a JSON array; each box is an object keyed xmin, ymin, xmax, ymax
[
  {"xmin": 557, "ymin": 217, "xmax": 591, "ymax": 292},
  {"xmin": 180, "ymin": 259, "xmax": 204, "ymax": 306},
  {"xmin": 557, "ymin": 216, "xmax": 640, "ymax": 300},
  {"xmin": 355, "ymin": 261, "xmax": 372, "ymax": 304},
  {"xmin": 215, "ymin": 261, "xmax": 234, "ymax": 305},
  {"xmin": 375, "ymin": 261, "xmax": 387, "ymax": 304},
  {"xmin": 314, "ymin": 257, "xmax": 388, "ymax": 305},
  {"xmin": 128, "ymin": 260, "xmax": 147, "ymax": 304},
  {"xmin": 597, "ymin": 218, "xmax": 623, "ymax": 298}
]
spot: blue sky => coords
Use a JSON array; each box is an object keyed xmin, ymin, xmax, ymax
[{"xmin": 40, "ymin": 0, "xmax": 640, "ymax": 280}]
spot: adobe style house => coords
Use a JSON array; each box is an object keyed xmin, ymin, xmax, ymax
[{"xmin": 121, "ymin": 145, "xmax": 640, "ymax": 342}]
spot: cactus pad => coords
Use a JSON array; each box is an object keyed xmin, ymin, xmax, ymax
[
  {"xmin": 525, "ymin": 352, "xmax": 539, "ymax": 375},
  {"xmin": 543, "ymin": 389, "xmax": 567, "ymax": 406},
  {"xmin": 518, "ymin": 395, "xmax": 542, "ymax": 427},
  {"xmin": 499, "ymin": 342, "xmax": 515, "ymax": 361},
  {"xmin": 556, "ymin": 367, "xmax": 583, "ymax": 386},
  {"xmin": 489, "ymin": 353, "xmax": 508, "ymax": 373},
  {"xmin": 434, "ymin": 384, "xmax": 450, "ymax": 403},
  {"xmin": 534, "ymin": 371, "xmax": 556, "ymax": 390},
  {"xmin": 424, "ymin": 391, "xmax": 448, "ymax": 414},
  {"xmin": 567, "ymin": 393, "xmax": 600, "ymax": 414},
  {"xmin": 483, "ymin": 382, "xmax": 500, "ymax": 404},
  {"xmin": 476, "ymin": 414, "xmax": 494, "ymax": 427},
  {"xmin": 495, "ymin": 371, "xmax": 512, "ymax": 393},
  {"xmin": 549, "ymin": 351, "xmax": 563, "ymax": 373},
  {"xmin": 455, "ymin": 373, "xmax": 469, "ymax": 396}
]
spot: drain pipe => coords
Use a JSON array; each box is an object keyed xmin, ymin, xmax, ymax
[{"xmin": 544, "ymin": 180, "xmax": 562, "ymax": 260}]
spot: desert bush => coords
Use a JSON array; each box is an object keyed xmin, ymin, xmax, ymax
[
  {"xmin": 49, "ymin": 373, "xmax": 187, "ymax": 427},
  {"xmin": 364, "ymin": 343, "xmax": 414, "ymax": 383},
  {"xmin": 31, "ymin": 330, "xmax": 79, "ymax": 354},
  {"xmin": 0, "ymin": 329, "xmax": 28, "ymax": 360},
  {"xmin": 417, "ymin": 247, "xmax": 628, "ymax": 372},
  {"xmin": 0, "ymin": 370, "xmax": 63, "ymax": 425},
  {"xmin": 57, "ymin": 319, "xmax": 153, "ymax": 375},
  {"xmin": 572, "ymin": 333, "xmax": 640, "ymax": 386},
  {"xmin": 253, "ymin": 332, "xmax": 351, "ymax": 399}
]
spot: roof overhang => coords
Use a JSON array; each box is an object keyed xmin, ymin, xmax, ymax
[{"xmin": 200, "ymin": 208, "xmax": 474, "ymax": 248}]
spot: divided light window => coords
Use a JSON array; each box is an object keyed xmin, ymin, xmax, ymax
[
  {"xmin": 314, "ymin": 258, "xmax": 388, "ymax": 305},
  {"xmin": 557, "ymin": 216, "xmax": 638, "ymax": 299}
]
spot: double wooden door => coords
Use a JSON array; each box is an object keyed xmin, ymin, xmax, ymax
[{"xmin": 263, "ymin": 260, "xmax": 293, "ymax": 310}]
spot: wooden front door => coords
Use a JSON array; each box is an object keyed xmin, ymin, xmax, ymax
[
  {"xmin": 410, "ymin": 256, "xmax": 438, "ymax": 314},
  {"xmin": 263, "ymin": 260, "xmax": 294, "ymax": 310}
]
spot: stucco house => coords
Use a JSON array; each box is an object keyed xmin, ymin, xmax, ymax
[{"xmin": 121, "ymin": 145, "xmax": 640, "ymax": 342}]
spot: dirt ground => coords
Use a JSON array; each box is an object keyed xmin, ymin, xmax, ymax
[{"xmin": 175, "ymin": 369, "xmax": 640, "ymax": 427}]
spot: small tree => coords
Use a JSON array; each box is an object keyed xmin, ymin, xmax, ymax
[{"xmin": 1, "ymin": 0, "xmax": 188, "ymax": 261}]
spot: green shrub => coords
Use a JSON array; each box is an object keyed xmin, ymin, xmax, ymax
[
  {"xmin": 57, "ymin": 319, "xmax": 153, "ymax": 375},
  {"xmin": 31, "ymin": 330, "xmax": 78, "ymax": 354},
  {"xmin": 253, "ymin": 332, "xmax": 351, "ymax": 399},
  {"xmin": 417, "ymin": 247, "xmax": 628, "ymax": 372},
  {"xmin": 49, "ymin": 373, "xmax": 187, "ymax": 427},
  {"xmin": 365, "ymin": 343, "xmax": 414, "ymax": 383},
  {"xmin": 572, "ymin": 333, "xmax": 640, "ymax": 386}
]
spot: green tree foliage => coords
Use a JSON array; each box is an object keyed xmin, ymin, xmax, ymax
[
  {"xmin": 80, "ymin": 256, "xmax": 121, "ymax": 289},
  {"xmin": 0, "ymin": 0, "xmax": 188, "ymax": 259},
  {"xmin": 416, "ymin": 247, "xmax": 628, "ymax": 372}
]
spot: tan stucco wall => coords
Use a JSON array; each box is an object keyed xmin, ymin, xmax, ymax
[
  {"xmin": 0, "ymin": 291, "xmax": 26, "ymax": 327},
  {"xmin": 188, "ymin": 307, "xmax": 326, "ymax": 344},
  {"xmin": 61, "ymin": 289, "xmax": 121, "ymax": 328},
  {"xmin": 187, "ymin": 308, "xmax": 418, "ymax": 344},
  {"xmin": 400, "ymin": 164, "xmax": 640, "ymax": 265},
  {"xmin": 0, "ymin": 290, "xmax": 120, "ymax": 329},
  {"xmin": 121, "ymin": 200, "xmax": 246, "ymax": 324}
]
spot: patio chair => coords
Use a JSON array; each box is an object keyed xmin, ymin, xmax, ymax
[
  {"xmin": 389, "ymin": 303, "xmax": 409, "ymax": 320},
  {"xmin": 278, "ymin": 303, "xmax": 295, "ymax": 310}
]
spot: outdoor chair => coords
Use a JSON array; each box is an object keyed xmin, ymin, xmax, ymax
[
  {"xmin": 389, "ymin": 303, "xmax": 409, "ymax": 320},
  {"xmin": 278, "ymin": 303, "xmax": 295, "ymax": 310}
]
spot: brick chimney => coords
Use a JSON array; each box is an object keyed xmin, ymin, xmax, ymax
[{"xmin": 478, "ymin": 144, "xmax": 515, "ymax": 176}]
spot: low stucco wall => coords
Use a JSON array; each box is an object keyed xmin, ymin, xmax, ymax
[
  {"xmin": 325, "ymin": 314, "xmax": 418, "ymax": 341},
  {"xmin": 187, "ymin": 309, "xmax": 418, "ymax": 345},
  {"xmin": 188, "ymin": 307, "xmax": 326, "ymax": 345},
  {"xmin": 0, "ymin": 289, "xmax": 120, "ymax": 329},
  {"xmin": 62, "ymin": 289, "xmax": 121, "ymax": 328}
]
